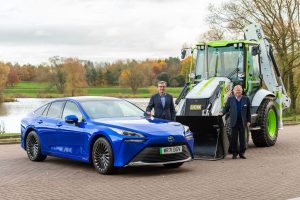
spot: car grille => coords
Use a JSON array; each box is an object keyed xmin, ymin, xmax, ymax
[{"xmin": 130, "ymin": 144, "xmax": 191, "ymax": 163}]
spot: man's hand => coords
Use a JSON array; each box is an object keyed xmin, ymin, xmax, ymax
[
  {"xmin": 247, "ymin": 122, "xmax": 251, "ymax": 128},
  {"xmin": 146, "ymin": 111, "xmax": 151, "ymax": 116},
  {"xmin": 218, "ymin": 112, "xmax": 223, "ymax": 116}
]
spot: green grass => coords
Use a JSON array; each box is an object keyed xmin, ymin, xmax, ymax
[
  {"xmin": 3, "ymin": 82, "xmax": 182, "ymax": 99},
  {"xmin": 0, "ymin": 133, "xmax": 20, "ymax": 138},
  {"xmin": 283, "ymin": 113, "xmax": 300, "ymax": 123}
]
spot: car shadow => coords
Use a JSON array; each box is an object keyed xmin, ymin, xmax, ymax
[
  {"xmin": 117, "ymin": 165, "xmax": 193, "ymax": 177},
  {"xmin": 43, "ymin": 157, "xmax": 193, "ymax": 176}
]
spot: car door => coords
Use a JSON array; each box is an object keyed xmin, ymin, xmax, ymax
[
  {"xmin": 56, "ymin": 101, "xmax": 89, "ymax": 159},
  {"xmin": 40, "ymin": 101, "xmax": 66, "ymax": 154}
]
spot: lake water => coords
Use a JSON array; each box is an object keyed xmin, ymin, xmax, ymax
[{"xmin": 0, "ymin": 98, "xmax": 150, "ymax": 133}]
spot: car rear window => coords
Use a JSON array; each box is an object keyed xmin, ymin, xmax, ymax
[{"xmin": 46, "ymin": 101, "xmax": 65, "ymax": 119}]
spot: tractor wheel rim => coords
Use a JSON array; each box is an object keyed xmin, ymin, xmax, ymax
[{"xmin": 267, "ymin": 109, "xmax": 277, "ymax": 138}]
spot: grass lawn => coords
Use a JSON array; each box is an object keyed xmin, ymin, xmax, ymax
[{"xmin": 4, "ymin": 81, "xmax": 182, "ymax": 98}]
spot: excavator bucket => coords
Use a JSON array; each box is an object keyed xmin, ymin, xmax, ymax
[{"xmin": 176, "ymin": 115, "xmax": 229, "ymax": 160}]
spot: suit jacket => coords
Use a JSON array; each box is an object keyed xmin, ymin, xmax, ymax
[
  {"xmin": 146, "ymin": 93, "xmax": 176, "ymax": 121},
  {"xmin": 222, "ymin": 95, "xmax": 251, "ymax": 128}
]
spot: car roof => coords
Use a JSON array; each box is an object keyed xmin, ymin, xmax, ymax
[{"xmin": 53, "ymin": 96, "xmax": 121, "ymax": 102}]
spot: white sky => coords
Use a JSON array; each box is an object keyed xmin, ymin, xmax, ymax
[{"xmin": 0, "ymin": 0, "xmax": 224, "ymax": 64}]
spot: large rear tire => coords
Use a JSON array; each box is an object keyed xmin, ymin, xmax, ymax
[
  {"xmin": 251, "ymin": 99, "xmax": 278, "ymax": 147},
  {"xmin": 26, "ymin": 131, "xmax": 47, "ymax": 162},
  {"xmin": 92, "ymin": 137, "xmax": 115, "ymax": 175}
]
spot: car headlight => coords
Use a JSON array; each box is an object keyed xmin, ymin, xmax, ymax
[
  {"xmin": 183, "ymin": 125, "xmax": 190, "ymax": 134},
  {"xmin": 111, "ymin": 127, "xmax": 144, "ymax": 138},
  {"xmin": 183, "ymin": 125, "xmax": 193, "ymax": 139}
]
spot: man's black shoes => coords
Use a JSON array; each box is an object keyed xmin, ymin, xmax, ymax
[{"xmin": 232, "ymin": 155, "xmax": 246, "ymax": 159}]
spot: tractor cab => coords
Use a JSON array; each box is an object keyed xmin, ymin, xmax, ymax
[{"xmin": 192, "ymin": 40, "xmax": 262, "ymax": 96}]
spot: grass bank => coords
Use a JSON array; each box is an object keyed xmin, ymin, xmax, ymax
[{"xmin": 4, "ymin": 82, "xmax": 182, "ymax": 99}]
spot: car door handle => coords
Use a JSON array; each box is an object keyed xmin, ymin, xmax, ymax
[
  {"xmin": 37, "ymin": 120, "xmax": 43, "ymax": 124},
  {"xmin": 56, "ymin": 122, "xmax": 63, "ymax": 127}
]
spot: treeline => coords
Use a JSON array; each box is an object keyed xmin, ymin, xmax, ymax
[{"xmin": 0, "ymin": 56, "xmax": 192, "ymax": 100}]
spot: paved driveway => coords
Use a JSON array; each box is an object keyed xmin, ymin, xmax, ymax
[{"xmin": 1, "ymin": 125, "xmax": 300, "ymax": 200}]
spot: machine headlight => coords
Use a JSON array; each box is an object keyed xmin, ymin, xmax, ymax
[{"xmin": 111, "ymin": 127, "xmax": 144, "ymax": 138}]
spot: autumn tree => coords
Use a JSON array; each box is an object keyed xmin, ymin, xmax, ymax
[
  {"xmin": 119, "ymin": 61, "xmax": 143, "ymax": 94},
  {"xmin": 207, "ymin": 0, "xmax": 300, "ymax": 111},
  {"xmin": 6, "ymin": 66, "xmax": 20, "ymax": 86},
  {"xmin": 63, "ymin": 58, "xmax": 88, "ymax": 96},
  {"xmin": 0, "ymin": 62, "xmax": 9, "ymax": 102},
  {"xmin": 49, "ymin": 56, "xmax": 67, "ymax": 94}
]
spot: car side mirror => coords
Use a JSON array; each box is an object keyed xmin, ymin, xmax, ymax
[
  {"xmin": 65, "ymin": 115, "xmax": 79, "ymax": 124},
  {"xmin": 181, "ymin": 49, "xmax": 187, "ymax": 59}
]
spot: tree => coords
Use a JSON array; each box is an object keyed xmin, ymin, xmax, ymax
[
  {"xmin": 63, "ymin": 58, "xmax": 88, "ymax": 96},
  {"xmin": 85, "ymin": 61, "xmax": 98, "ymax": 86},
  {"xmin": 199, "ymin": 26, "xmax": 225, "ymax": 41},
  {"xmin": 119, "ymin": 63, "xmax": 144, "ymax": 94},
  {"xmin": 6, "ymin": 66, "xmax": 20, "ymax": 87},
  {"xmin": 180, "ymin": 56, "xmax": 194, "ymax": 81},
  {"xmin": 207, "ymin": 0, "xmax": 300, "ymax": 111},
  {"xmin": 49, "ymin": 56, "xmax": 67, "ymax": 94},
  {"xmin": 96, "ymin": 67, "xmax": 105, "ymax": 86},
  {"xmin": 0, "ymin": 62, "xmax": 9, "ymax": 102},
  {"xmin": 157, "ymin": 72, "xmax": 170, "ymax": 85}
]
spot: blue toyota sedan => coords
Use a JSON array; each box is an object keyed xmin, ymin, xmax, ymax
[{"xmin": 21, "ymin": 97, "xmax": 194, "ymax": 174}]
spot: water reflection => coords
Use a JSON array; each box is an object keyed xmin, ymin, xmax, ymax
[{"xmin": 0, "ymin": 98, "xmax": 149, "ymax": 133}]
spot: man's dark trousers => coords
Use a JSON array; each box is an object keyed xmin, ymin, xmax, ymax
[{"xmin": 231, "ymin": 117, "xmax": 246, "ymax": 156}]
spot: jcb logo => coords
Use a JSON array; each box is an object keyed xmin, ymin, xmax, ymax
[{"xmin": 190, "ymin": 104, "xmax": 202, "ymax": 110}]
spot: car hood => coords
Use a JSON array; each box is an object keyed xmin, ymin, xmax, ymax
[{"xmin": 92, "ymin": 116, "xmax": 184, "ymax": 135}]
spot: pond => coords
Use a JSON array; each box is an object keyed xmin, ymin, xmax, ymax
[{"xmin": 0, "ymin": 98, "xmax": 150, "ymax": 133}]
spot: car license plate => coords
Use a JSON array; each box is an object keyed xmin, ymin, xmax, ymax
[{"xmin": 160, "ymin": 146, "xmax": 183, "ymax": 155}]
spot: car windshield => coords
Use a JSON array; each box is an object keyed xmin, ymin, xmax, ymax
[
  {"xmin": 81, "ymin": 100, "xmax": 145, "ymax": 119},
  {"xmin": 195, "ymin": 45, "xmax": 244, "ymax": 80}
]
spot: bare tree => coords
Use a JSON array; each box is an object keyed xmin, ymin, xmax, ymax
[{"xmin": 207, "ymin": 0, "xmax": 300, "ymax": 110}]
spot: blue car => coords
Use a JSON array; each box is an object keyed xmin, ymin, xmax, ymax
[{"xmin": 21, "ymin": 97, "xmax": 194, "ymax": 174}]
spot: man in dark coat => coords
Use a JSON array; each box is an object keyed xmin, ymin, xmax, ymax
[
  {"xmin": 220, "ymin": 85, "xmax": 251, "ymax": 159},
  {"xmin": 146, "ymin": 81, "xmax": 176, "ymax": 121}
]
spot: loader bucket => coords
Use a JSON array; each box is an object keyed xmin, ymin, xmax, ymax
[{"xmin": 176, "ymin": 116, "xmax": 229, "ymax": 160}]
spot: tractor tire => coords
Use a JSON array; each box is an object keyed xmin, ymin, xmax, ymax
[
  {"xmin": 251, "ymin": 99, "xmax": 278, "ymax": 147},
  {"xmin": 225, "ymin": 116, "xmax": 249, "ymax": 154}
]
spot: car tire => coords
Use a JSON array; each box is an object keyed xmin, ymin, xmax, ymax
[
  {"xmin": 92, "ymin": 137, "xmax": 115, "ymax": 175},
  {"xmin": 26, "ymin": 131, "xmax": 47, "ymax": 162},
  {"xmin": 164, "ymin": 162, "xmax": 183, "ymax": 168}
]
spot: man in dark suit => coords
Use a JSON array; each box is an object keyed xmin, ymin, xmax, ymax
[
  {"xmin": 219, "ymin": 85, "xmax": 251, "ymax": 159},
  {"xmin": 146, "ymin": 81, "xmax": 176, "ymax": 121}
]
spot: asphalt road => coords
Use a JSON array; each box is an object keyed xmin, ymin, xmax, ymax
[{"xmin": 1, "ymin": 125, "xmax": 300, "ymax": 200}]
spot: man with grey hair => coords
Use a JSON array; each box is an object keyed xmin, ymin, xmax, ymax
[
  {"xmin": 146, "ymin": 81, "xmax": 176, "ymax": 121},
  {"xmin": 219, "ymin": 84, "xmax": 251, "ymax": 159}
]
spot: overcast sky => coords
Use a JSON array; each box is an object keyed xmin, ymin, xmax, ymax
[{"xmin": 0, "ymin": 0, "xmax": 223, "ymax": 64}]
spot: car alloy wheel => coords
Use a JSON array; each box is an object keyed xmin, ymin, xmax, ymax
[
  {"xmin": 92, "ymin": 137, "xmax": 114, "ymax": 175},
  {"xmin": 26, "ymin": 131, "xmax": 47, "ymax": 161}
]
